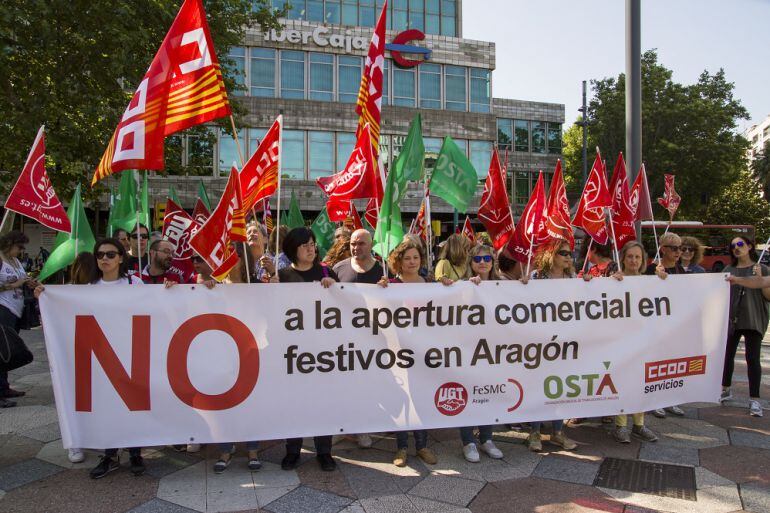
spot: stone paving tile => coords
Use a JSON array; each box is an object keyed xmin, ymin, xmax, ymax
[
  {"xmin": 728, "ymin": 429, "xmax": 770, "ymax": 450},
  {"xmin": 643, "ymin": 416, "xmax": 730, "ymax": 449},
  {"xmin": 336, "ymin": 447, "xmax": 429, "ymax": 498},
  {"xmin": 599, "ymin": 484, "xmax": 743, "ymax": 513},
  {"xmin": 700, "ymin": 445, "xmax": 770, "ymax": 488},
  {"xmin": 639, "ymin": 442, "xmax": 700, "ymax": 466},
  {"xmin": 36, "ymin": 438, "xmax": 98, "ymax": 469},
  {"xmin": 408, "ymin": 495, "xmax": 471, "ymax": 512},
  {"xmin": 206, "ymin": 488, "xmax": 259, "ymax": 512},
  {"xmin": 621, "ymin": 505, "xmax": 667, "ymax": 513},
  {"xmin": 696, "ymin": 467, "xmax": 737, "ymax": 489},
  {"xmin": 531, "ymin": 454, "xmax": 601, "ymax": 485},
  {"xmin": 296, "ymin": 454, "xmax": 356, "ymax": 498},
  {"xmin": 739, "ymin": 482, "xmax": 770, "ymax": 513},
  {"xmin": 0, "ymin": 433, "xmax": 44, "ymax": 467},
  {"xmin": 407, "ymin": 474, "xmax": 485, "ymax": 506},
  {"xmin": 264, "ymin": 485, "xmax": 353, "ymax": 513},
  {"xmin": 554, "ymin": 423, "xmax": 642, "ymax": 462},
  {"xmin": 158, "ymin": 461, "xmax": 207, "ymax": 498},
  {"xmin": 339, "ymin": 500, "xmax": 365, "ymax": 513},
  {"xmin": 255, "ymin": 485, "xmax": 298, "ymax": 509},
  {"xmin": 0, "ymin": 458, "xmax": 64, "ymax": 491},
  {"xmin": 0, "ymin": 404, "xmax": 58, "ymax": 435},
  {"xmin": 359, "ymin": 494, "xmax": 418, "ymax": 513},
  {"xmin": 144, "ymin": 447, "xmax": 204, "ymax": 479},
  {"xmin": 698, "ymin": 406, "xmax": 770, "ymax": 436},
  {"xmin": 17, "ymin": 420, "xmax": 60, "ymax": 443},
  {"xmin": 428, "ymin": 440, "xmax": 530, "ymax": 483},
  {"xmin": 159, "ymin": 493, "xmax": 206, "ymax": 513},
  {"xmin": 126, "ymin": 498, "xmax": 202, "ymax": 513}
]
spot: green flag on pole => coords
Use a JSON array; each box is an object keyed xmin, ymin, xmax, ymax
[
  {"xmin": 38, "ymin": 185, "xmax": 96, "ymax": 282},
  {"xmin": 286, "ymin": 192, "xmax": 304, "ymax": 229},
  {"xmin": 140, "ymin": 171, "xmax": 150, "ymax": 229},
  {"xmin": 279, "ymin": 210, "xmax": 288, "ymax": 227},
  {"xmin": 198, "ymin": 180, "xmax": 211, "ymax": 211},
  {"xmin": 392, "ymin": 113, "xmax": 425, "ymax": 199},
  {"xmin": 373, "ymin": 164, "xmax": 405, "ymax": 258},
  {"xmin": 310, "ymin": 207, "xmax": 335, "ymax": 259},
  {"xmin": 168, "ymin": 184, "xmax": 180, "ymax": 205},
  {"xmin": 109, "ymin": 171, "xmax": 138, "ymax": 234},
  {"xmin": 430, "ymin": 136, "xmax": 478, "ymax": 213}
]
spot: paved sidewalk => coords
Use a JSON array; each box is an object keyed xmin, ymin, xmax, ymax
[{"xmin": 0, "ymin": 329, "xmax": 768, "ymax": 513}]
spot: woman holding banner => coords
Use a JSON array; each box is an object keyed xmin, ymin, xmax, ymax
[{"xmin": 434, "ymin": 234, "xmax": 470, "ymax": 282}]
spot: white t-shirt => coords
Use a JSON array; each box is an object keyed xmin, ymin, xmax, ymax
[
  {"xmin": 96, "ymin": 275, "xmax": 143, "ymax": 286},
  {"xmin": 0, "ymin": 257, "xmax": 27, "ymax": 318}
]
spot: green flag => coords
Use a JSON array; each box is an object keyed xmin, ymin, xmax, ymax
[
  {"xmin": 108, "ymin": 171, "xmax": 138, "ymax": 234},
  {"xmin": 38, "ymin": 185, "xmax": 96, "ymax": 282},
  {"xmin": 373, "ymin": 162, "xmax": 405, "ymax": 258},
  {"xmin": 310, "ymin": 207, "xmax": 335, "ymax": 259},
  {"xmin": 392, "ymin": 113, "xmax": 425, "ymax": 200},
  {"xmin": 168, "ymin": 184, "xmax": 180, "ymax": 205},
  {"xmin": 286, "ymin": 192, "xmax": 304, "ymax": 229},
  {"xmin": 431, "ymin": 136, "xmax": 478, "ymax": 213},
  {"xmin": 279, "ymin": 210, "xmax": 288, "ymax": 227},
  {"xmin": 198, "ymin": 180, "xmax": 211, "ymax": 211},
  {"xmin": 140, "ymin": 172, "xmax": 150, "ymax": 229}
]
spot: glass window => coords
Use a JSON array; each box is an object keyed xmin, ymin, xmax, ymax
[
  {"xmin": 325, "ymin": 0, "xmax": 341, "ymax": 24},
  {"xmin": 441, "ymin": 0, "xmax": 455, "ymax": 15},
  {"xmin": 379, "ymin": 134, "xmax": 390, "ymax": 172},
  {"xmin": 441, "ymin": 15, "xmax": 455, "ymax": 36},
  {"xmin": 307, "ymin": 0, "xmax": 324, "ymax": 21},
  {"xmin": 426, "ymin": 0, "xmax": 439, "ymax": 13},
  {"xmin": 470, "ymin": 68, "xmax": 490, "ymax": 113},
  {"xmin": 227, "ymin": 47, "xmax": 246, "ymax": 96},
  {"xmin": 514, "ymin": 120, "xmax": 529, "ymax": 152},
  {"xmin": 342, "ymin": 0, "xmax": 357, "ymax": 25},
  {"xmin": 470, "ymin": 141, "xmax": 492, "ymax": 178},
  {"xmin": 454, "ymin": 138, "xmax": 468, "ymax": 157},
  {"xmin": 359, "ymin": 5, "xmax": 375, "ymax": 26},
  {"xmin": 426, "ymin": 14, "xmax": 440, "ymax": 34},
  {"xmin": 382, "ymin": 60, "xmax": 390, "ymax": 106},
  {"xmin": 250, "ymin": 48, "xmax": 275, "ymax": 97},
  {"xmin": 497, "ymin": 118, "xmax": 513, "ymax": 151},
  {"xmin": 393, "ymin": 0, "xmax": 407, "ymax": 9},
  {"xmin": 514, "ymin": 171, "xmax": 530, "ymax": 206},
  {"xmin": 165, "ymin": 135, "xmax": 184, "ymax": 174},
  {"xmin": 547, "ymin": 123, "xmax": 562, "ymax": 154},
  {"xmin": 338, "ymin": 56, "xmax": 362, "ymax": 103},
  {"xmin": 424, "ymin": 137, "xmax": 442, "ymax": 154},
  {"xmin": 336, "ymin": 133, "xmax": 356, "ymax": 170},
  {"xmin": 186, "ymin": 130, "xmax": 215, "ymax": 176},
  {"xmin": 309, "ymin": 131, "xmax": 334, "ymax": 179},
  {"xmin": 393, "ymin": 0, "xmax": 408, "ymax": 31},
  {"xmin": 409, "ymin": 12, "xmax": 424, "ymax": 30},
  {"xmin": 281, "ymin": 51, "xmax": 305, "ymax": 99},
  {"xmin": 248, "ymin": 127, "xmax": 268, "ymax": 160},
  {"xmin": 393, "ymin": 67, "xmax": 416, "ymax": 107},
  {"xmin": 218, "ymin": 130, "xmax": 246, "ymax": 174},
  {"xmin": 445, "ymin": 65, "xmax": 466, "ymax": 111},
  {"xmin": 391, "ymin": 134, "xmax": 406, "ymax": 161},
  {"xmin": 532, "ymin": 121, "xmax": 546, "ymax": 154},
  {"xmin": 288, "ymin": 0, "xmax": 305, "ymax": 19},
  {"xmin": 309, "ymin": 53, "xmax": 333, "ymax": 101},
  {"xmin": 419, "ymin": 63, "xmax": 441, "ymax": 109},
  {"xmin": 283, "ymin": 130, "xmax": 305, "ymax": 179}
]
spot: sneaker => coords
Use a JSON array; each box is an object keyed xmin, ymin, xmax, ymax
[
  {"xmin": 613, "ymin": 426, "xmax": 631, "ymax": 444},
  {"xmin": 527, "ymin": 431, "xmax": 542, "ymax": 452},
  {"xmin": 480, "ymin": 440, "xmax": 504, "ymax": 459},
  {"xmin": 247, "ymin": 451, "xmax": 262, "ymax": 471},
  {"xmin": 632, "ymin": 425, "xmax": 659, "ymax": 442},
  {"xmin": 186, "ymin": 443, "xmax": 200, "ymax": 453},
  {"xmin": 0, "ymin": 398, "xmax": 16, "ymax": 408},
  {"xmin": 130, "ymin": 455, "xmax": 145, "ymax": 476},
  {"xmin": 1, "ymin": 388, "xmax": 25, "ymax": 398},
  {"xmin": 68, "ymin": 448, "xmax": 85, "ymax": 463},
  {"xmin": 357, "ymin": 434, "xmax": 373, "ymax": 448},
  {"xmin": 317, "ymin": 453, "xmax": 336, "ymax": 471},
  {"xmin": 416, "ymin": 447, "xmax": 437, "ymax": 465},
  {"xmin": 213, "ymin": 455, "xmax": 231, "ymax": 474},
  {"xmin": 463, "ymin": 443, "xmax": 480, "ymax": 462},
  {"xmin": 393, "ymin": 448, "xmax": 408, "ymax": 467},
  {"xmin": 719, "ymin": 388, "xmax": 733, "ymax": 403},
  {"xmin": 666, "ymin": 405, "xmax": 685, "ymax": 416},
  {"xmin": 281, "ymin": 453, "xmax": 300, "ymax": 471},
  {"xmin": 749, "ymin": 400, "xmax": 764, "ymax": 417},
  {"xmin": 90, "ymin": 456, "xmax": 118, "ymax": 479},
  {"xmin": 551, "ymin": 431, "xmax": 577, "ymax": 450},
  {"xmin": 652, "ymin": 408, "xmax": 666, "ymax": 418}
]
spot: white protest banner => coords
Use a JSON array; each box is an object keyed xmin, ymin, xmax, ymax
[{"xmin": 39, "ymin": 275, "xmax": 728, "ymax": 449}]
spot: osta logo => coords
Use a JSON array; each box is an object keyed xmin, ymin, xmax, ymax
[{"xmin": 434, "ymin": 382, "xmax": 468, "ymax": 416}]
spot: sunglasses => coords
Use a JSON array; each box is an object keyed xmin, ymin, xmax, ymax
[
  {"xmin": 130, "ymin": 233, "xmax": 149, "ymax": 240},
  {"xmin": 663, "ymin": 245, "xmax": 682, "ymax": 252},
  {"xmin": 472, "ymin": 255, "xmax": 493, "ymax": 263},
  {"xmin": 731, "ymin": 241, "xmax": 746, "ymax": 249},
  {"xmin": 556, "ymin": 250, "xmax": 572, "ymax": 257},
  {"xmin": 681, "ymin": 246, "xmax": 694, "ymax": 253},
  {"xmin": 96, "ymin": 251, "xmax": 119, "ymax": 260}
]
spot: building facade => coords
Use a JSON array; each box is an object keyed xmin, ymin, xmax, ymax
[{"xmin": 744, "ymin": 114, "xmax": 770, "ymax": 163}]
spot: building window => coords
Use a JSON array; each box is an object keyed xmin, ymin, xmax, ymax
[
  {"xmin": 426, "ymin": 0, "xmax": 440, "ymax": 34},
  {"xmin": 336, "ymin": 133, "xmax": 356, "ymax": 169},
  {"xmin": 514, "ymin": 171, "xmax": 530, "ymax": 205},
  {"xmin": 218, "ymin": 130, "xmax": 246, "ymax": 174},
  {"xmin": 441, "ymin": 0, "xmax": 456, "ymax": 36},
  {"xmin": 309, "ymin": 53, "xmax": 334, "ymax": 101},
  {"xmin": 532, "ymin": 121, "xmax": 546, "ymax": 154},
  {"xmin": 470, "ymin": 140, "xmax": 493, "ymax": 178},
  {"xmin": 306, "ymin": 0, "xmax": 324, "ymax": 21},
  {"xmin": 393, "ymin": 67, "xmax": 416, "ymax": 107},
  {"xmin": 283, "ymin": 130, "xmax": 305, "ymax": 179},
  {"xmin": 453, "ymin": 138, "xmax": 468, "ymax": 157},
  {"xmin": 248, "ymin": 128, "xmax": 268, "ymax": 160},
  {"xmin": 409, "ymin": 0, "xmax": 424, "ymax": 31},
  {"xmin": 309, "ymin": 131, "xmax": 334, "ymax": 179},
  {"xmin": 379, "ymin": 133, "xmax": 391, "ymax": 171},
  {"xmin": 250, "ymin": 48, "xmax": 275, "ymax": 97},
  {"xmin": 547, "ymin": 123, "xmax": 562, "ymax": 154},
  {"xmin": 325, "ymin": 0, "xmax": 341, "ymax": 24},
  {"xmin": 338, "ymin": 56, "xmax": 362, "ymax": 103},
  {"xmin": 470, "ymin": 68, "xmax": 490, "ymax": 113},
  {"xmin": 445, "ymin": 65, "xmax": 466, "ymax": 111},
  {"xmin": 424, "ymin": 136, "xmax": 442, "ymax": 170},
  {"xmin": 382, "ymin": 60, "xmax": 390, "ymax": 106},
  {"xmin": 514, "ymin": 120, "xmax": 529, "ymax": 152},
  {"xmin": 287, "ymin": 0, "xmax": 305, "ymax": 20},
  {"xmin": 281, "ymin": 50, "xmax": 305, "ymax": 99},
  {"xmin": 393, "ymin": 0, "xmax": 408, "ymax": 30},
  {"xmin": 227, "ymin": 47, "xmax": 246, "ymax": 96},
  {"xmin": 342, "ymin": 0, "xmax": 358, "ymax": 25},
  {"xmin": 359, "ymin": 0, "xmax": 375, "ymax": 26},
  {"xmin": 497, "ymin": 119, "xmax": 513, "ymax": 151},
  {"xmin": 419, "ymin": 63, "xmax": 441, "ymax": 109}
]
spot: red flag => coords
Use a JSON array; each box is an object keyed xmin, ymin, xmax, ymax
[
  {"xmin": 4, "ymin": 126, "xmax": 71, "ymax": 232},
  {"xmin": 630, "ymin": 164, "xmax": 654, "ymax": 221},
  {"xmin": 350, "ymin": 202, "xmax": 364, "ymax": 231},
  {"xmin": 162, "ymin": 199, "xmax": 200, "ymax": 283},
  {"xmin": 543, "ymin": 160, "xmax": 574, "ymax": 249},
  {"xmin": 410, "ymin": 191, "xmax": 430, "ymax": 241},
  {"xmin": 572, "ymin": 152, "xmax": 612, "ymax": 245},
  {"xmin": 263, "ymin": 199, "xmax": 274, "ymax": 233},
  {"xmin": 92, "ymin": 0, "xmax": 230, "ymax": 184},
  {"xmin": 192, "ymin": 198, "xmax": 210, "ymax": 225},
  {"xmin": 657, "ymin": 174, "xmax": 682, "ymax": 221},
  {"xmin": 608, "ymin": 153, "xmax": 637, "ymax": 250},
  {"xmin": 189, "ymin": 166, "xmax": 246, "ymax": 281},
  {"xmin": 356, "ymin": 0, "xmax": 387, "ymax": 156},
  {"xmin": 317, "ymin": 124, "xmax": 378, "ymax": 221},
  {"xmin": 462, "ymin": 216, "xmax": 476, "ymax": 243},
  {"xmin": 507, "ymin": 171, "xmax": 547, "ymax": 263},
  {"xmin": 364, "ymin": 198, "xmax": 378, "ymax": 229},
  {"xmin": 477, "ymin": 149, "xmax": 513, "ymax": 250},
  {"xmin": 239, "ymin": 116, "xmax": 280, "ymax": 214}
]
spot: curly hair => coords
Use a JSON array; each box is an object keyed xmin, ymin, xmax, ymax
[
  {"xmin": 0, "ymin": 230, "xmax": 29, "ymax": 255},
  {"xmin": 534, "ymin": 239, "xmax": 575, "ymax": 278},
  {"xmin": 323, "ymin": 238, "xmax": 352, "ymax": 267},
  {"xmin": 388, "ymin": 239, "xmax": 426, "ymax": 275},
  {"xmin": 468, "ymin": 244, "xmax": 501, "ymax": 280},
  {"xmin": 680, "ymin": 236, "xmax": 704, "ymax": 266}
]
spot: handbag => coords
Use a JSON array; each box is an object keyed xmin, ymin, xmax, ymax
[{"xmin": 0, "ymin": 324, "xmax": 33, "ymax": 372}]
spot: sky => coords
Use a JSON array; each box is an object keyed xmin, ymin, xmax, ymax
[{"xmin": 462, "ymin": 0, "xmax": 770, "ymax": 132}]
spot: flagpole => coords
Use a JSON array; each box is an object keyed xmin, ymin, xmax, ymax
[
  {"xmin": 135, "ymin": 209, "xmax": 142, "ymax": 278},
  {"xmin": 581, "ymin": 238, "xmax": 594, "ymax": 275},
  {"xmin": 642, "ymin": 165, "xmax": 662, "ymax": 263},
  {"xmin": 0, "ymin": 210, "xmax": 10, "ymax": 233},
  {"xmin": 424, "ymin": 179, "xmax": 433, "ymax": 273},
  {"xmin": 525, "ymin": 239, "xmax": 534, "ymax": 278},
  {"xmin": 228, "ymin": 115, "xmax": 253, "ymax": 283},
  {"xmin": 757, "ymin": 234, "xmax": 770, "ymax": 264},
  {"xmin": 274, "ymin": 115, "xmax": 284, "ymax": 274},
  {"xmin": 606, "ymin": 208, "xmax": 621, "ymax": 263}
]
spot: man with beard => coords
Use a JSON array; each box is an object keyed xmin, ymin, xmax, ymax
[{"xmin": 141, "ymin": 239, "xmax": 189, "ymax": 284}]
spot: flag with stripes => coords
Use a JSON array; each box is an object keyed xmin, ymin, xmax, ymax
[
  {"xmin": 263, "ymin": 199, "xmax": 274, "ymax": 233},
  {"xmin": 92, "ymin": 0, "xmax": 230, "ymax": 184},
  {"xmin": 355, "ymin": 0, "xmax": 387, "ymax": 157}
]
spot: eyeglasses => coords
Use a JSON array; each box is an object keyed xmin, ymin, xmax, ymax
[
  {"xmin": 96, "ymin": 251, "xmax": 119, "ymax": 260},
  {"xmin": 130, "ymin": 233, "xmax": 149, "ymax": 240},
  {"xmin": 556, "ymin": 250, "xmax": 572, "ymax": 257},
  {"xmin": 681, "ymin": 247, "xmax": 694, "ymax": 253},
  {"xmin": 731, "ymin": 241, "xmax": 746, "ymax": 249},
  {"xmin": 663, "ymin": 245, "xmax": 682, "ymax": 252},
  {"xmin": 472, "ymin": 255, "xmax": 493, "ymax": 263}
]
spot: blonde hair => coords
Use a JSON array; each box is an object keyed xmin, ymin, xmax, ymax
[
  {"xmin": 323, "ymin": 238, "xmax": 351, "ymax": 267},
  {"xmin": 468, "ymin": 244, "xmax": 501, "ymax": 280},
  {"xmin": 439, "ymin": 233, "xmax": 469, "ymax": 267},
  {"xmin": 680, "ymin": 236, "xmax": 704, "ymax": 266},
  {"xmin": 388, "ymin": 239, "xmax": 426, "ymax": 275},
  {"xmin": 533, "ymin": 239, "xmax": 575, "ymax": 278}
]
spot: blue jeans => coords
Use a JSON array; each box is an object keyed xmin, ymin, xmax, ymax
[
  {"xmin": 459, "ymin": 425, "xmax": 493, "ymax": 445},
  {"xmin": 530, "ymin": 420, "xmax": 564, "ymax": 433},
  {"xmin": 218, "ymin": 441, "xmax": 259, "ymax": 453},
  {"xmin": 396, "ymin": 430, "xmax": 427, "ymax": 450}
]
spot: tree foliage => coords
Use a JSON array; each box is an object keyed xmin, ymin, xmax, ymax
[
  {"xmin": 706, "ymin": 172, "xmax": 770, "ymax": 242},
  {"xmin": 562, "ymin": 50, "xmax": 749, "ymax": 219},
  {"xmin": 0, "ymin": 0, "xmax": 283, "ymax": 201},
  {"xmin": 751, "ymin": 140, "xmax": 770, "ymax": 201}
]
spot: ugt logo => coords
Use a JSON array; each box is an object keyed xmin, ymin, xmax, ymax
[{"xmin": 434, "ymin": 382, "xmax": 467, "ymax": 416}]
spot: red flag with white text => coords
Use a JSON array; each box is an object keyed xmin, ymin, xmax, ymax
[
  {"xmin": 657, "ymin": 174, "xmax": 681, "ymax": 221},
  {"xmin": 543, "ymin": 160, "xmax": 574, "ymax": 249},
  {"xmin": 356, "ymin": 0, "xmax": 387, "ymax": 156},
  {"xmin": 572, "ymin": 152, "xmax": 612, "ymax": 245},
  {"xmin": 477, "ymin": 149, "xmax": 513, "ymax": 250},
  {"xmin": 608, "ymin": 153, "xmax": 637, "ymax": 250},
  {"xmin": 506, "ymin": 171, "xmax": 547, "ymax": 263},
  {"xmin": 162, "ymin": 199, "xmax": 200, "ymax": 283},
  {"xmin": 192, "ymin": 198, "xmax": 210, "ymax": 225},
  {"xmin": 462, "ymin": 216, "xmax": 475, "ymax": 243},
  {"xmin": 364, "ymin": 198, "xmax": 378, "ymax": 229}
]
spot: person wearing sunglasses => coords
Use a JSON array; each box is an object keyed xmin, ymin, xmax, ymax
[
  {"xmin": 721, "ymin": 236, "xmax": 769, "ymax": 418},
  {"xmin": 578, "ymin": 237, "xmax": 618, "ymax": 279},
  {"xmin": 644, "ymin": 232, "xmax": 685, "ymax": 278},
  {"xmin": 679, "ymin": 236, "xmax": 705, "ymax": 274},
  {"xmin": 140, "ymin": 239, "xmax": 188, "ymax": 285},
  {"xmin": 126, "ymin": 223, "xmax": 150, "ymax": 277}
]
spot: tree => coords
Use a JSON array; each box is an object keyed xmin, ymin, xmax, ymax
[
  {"xmin": 562, "ymin": 50, "xmax": 750, "ymax": 219},
  {"xmin": 0, "ymin": 0, "xmax": 283, "ymax": 201},
  {"xmin": 560, "ymin": 120, "xmax": 586, "ymax": 196},
  {"xmin": 705, "ymin": 172, "xmax": 770, "ymax": 243},
  {"xmin": 751, "ymin": 140, "xmax": 770, "ymax": 201}
]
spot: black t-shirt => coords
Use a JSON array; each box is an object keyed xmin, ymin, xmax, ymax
[
  {"xmin": 279, "ymin": 263, "xmax": 339, "ymax": 283},
  {"xmin": 645, "ymin": 262, "xmax": 685, "ymax": 275},
  {"xmin": 126, "ymin": 254, "xmax": 148, "ymax": 276},
  {"xmin": 333, "ymin": 258, "xmax": 384, "ymax": 284}
]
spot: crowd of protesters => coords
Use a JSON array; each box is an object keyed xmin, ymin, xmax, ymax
[{"xmin": 0, "ymin": 217, "xmax": 765, "ymax": 479}]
